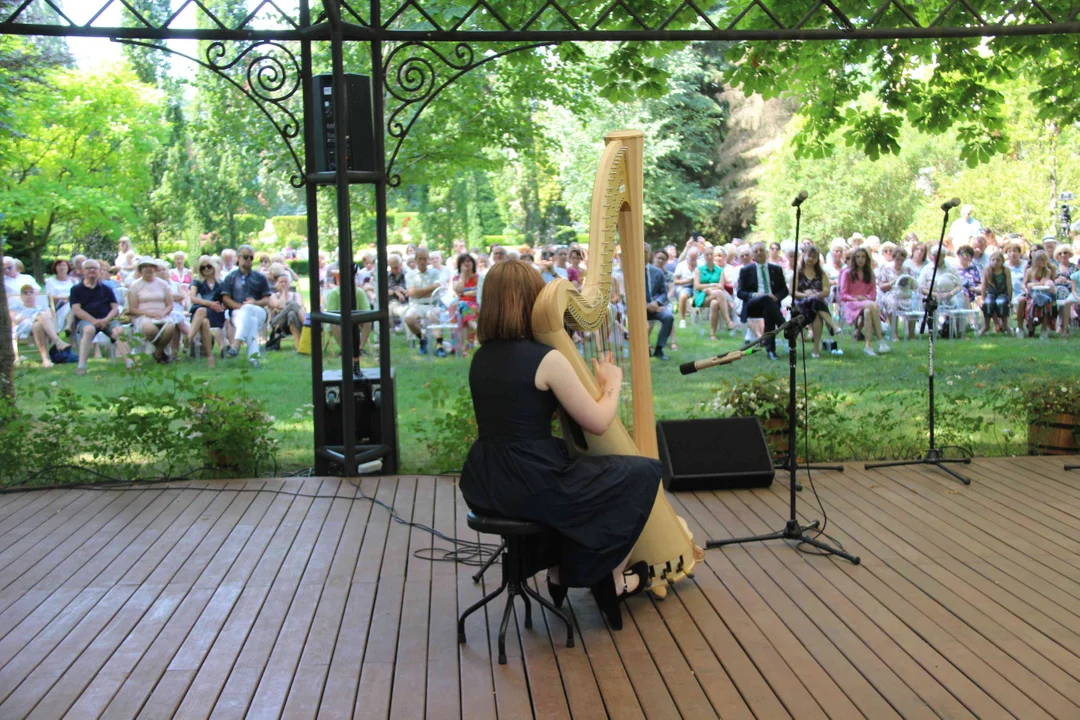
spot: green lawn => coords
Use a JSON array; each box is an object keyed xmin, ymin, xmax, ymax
[{"xmin": 10, "ymin": 319, "xmax": 1078, "ymax": 477}]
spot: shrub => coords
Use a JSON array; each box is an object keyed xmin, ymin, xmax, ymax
[
  {"xmin": 0, "ymin": 365, "xmax": 280, "ymax": 487},
  {"xmin": 235, "ymin": 214, "xmax": 266, "ymax": 238},
  {"xmin": 272, "ymin": 215, "xmax": 307, "ymax": 245},
  {"xmin": 409, "ymin": 377, "xmax": 476, "ymax": 473},
  {"xmin": 288, "ymin": 259, "xmax": 310, "ymax": 276}
]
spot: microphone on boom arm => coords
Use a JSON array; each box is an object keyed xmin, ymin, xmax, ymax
[
  {"xmin": 940, "ymin": 197, "xmax": 960, "ymax": 212},
  {"xmin": 791, "ymin": 190, "xmax": 808, "ymax": 207}
]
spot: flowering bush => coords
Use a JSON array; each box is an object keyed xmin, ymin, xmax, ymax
[
  {"xmin": 992, "ymin": 377, "xmax": 1080, "ymax": 423},
  {"xmin": 703, "ymin": 374, "xmax": 805, "ymax": 422}
]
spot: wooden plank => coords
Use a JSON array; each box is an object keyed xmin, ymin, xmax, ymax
[
  {"xmin": 246, "ymin": 479, "xmax": 355, "ymax": 716},
  {"xmin": 765, "ymin": 471, "xmax": 1069, "ymax": 719},
  {"xmin": 311, "ymin": 476, "xmax": 382, "ymax": 720},
  {"xmin": 211, "ymin": 479, "xmax": 340, "ymax": 717},
  {"xmin": 46, "ymin": 483, "xmax": 247, "ymax": 718},
  {"xmin": 172, "ymin": 478, "xmax": 322, "ymax": 719},
  {"xmin": 453, "ymin": 480, "xmax": 496, "ymax": 720},
  {"xmin": 0, "ymin": 490, "xmax": 82, "ymax": 544},
  {"xmin": 0, "ymin": 489, "xmax": 90, "ymax": 553},
  {"xmin": 515, "ymin": 576, "xmax": 573, "ymax": 720},
  {"xmin": 355, "ymin": 476, "xmax": 416, "ymax": 720},
  {"xmin": 389, "ymin": 476, "xmax": 436, "ymax": 719},
  {"xmin": 424, "ymin": 478, "xmax": 462, "ymax": 720}
]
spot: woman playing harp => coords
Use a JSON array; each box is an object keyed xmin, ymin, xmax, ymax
[{"xmin": 458, "ymin": 259, "xmax": 659, "ymax": 630}]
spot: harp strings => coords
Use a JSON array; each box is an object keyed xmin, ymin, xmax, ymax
[{"xmin": 576, "ymin": 281, "xmax": 634, "ymax": 438}]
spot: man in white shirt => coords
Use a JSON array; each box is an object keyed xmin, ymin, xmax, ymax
[
  {"xmin": 673, "ymin": 246, "xmax": 699, "ymax": 328},
  {"xmin": 949, "ymin": 205, "xmax": 982, "ymax": 246},
  {"xmin": 4, "ymin": 256, "xmax": 40, "ymax": 297},
  {"xmin": 404, "ymin": 247, "xmax": 446, "ymax": 356}
]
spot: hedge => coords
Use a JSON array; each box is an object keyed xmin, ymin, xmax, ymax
[
  {"xmin": 287, "ymin": 259, "xmax": 310, "ymax": 275},
  {"xmin": 234, "ymin": 214, "xmax": 266, "ymax": 238}
]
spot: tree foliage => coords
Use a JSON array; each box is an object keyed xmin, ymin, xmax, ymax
[
  {"xmin": 720, "ymin": 1, "xmax": 1080, "ymax": 166},
  {"xmin": 0, "ymin": 64, "xmax": 167, "ymax": 278}
]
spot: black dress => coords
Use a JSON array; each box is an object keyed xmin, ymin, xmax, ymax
[{"xmin": 459, "ymin": 339, "xmax": 661, "ymax": 587}]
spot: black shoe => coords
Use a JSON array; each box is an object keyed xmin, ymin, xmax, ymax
[
  {"xmin": 547, "ymin": 575, "xmax": 568, "ymax": 609},
  {"xmin": 418, "ymin": 337, "xmax": 428, "ymax": 355},
  {"xmin": 767, "ymin": 351, "xmax": 779, "ymax": 361},
  {"xmin": 591, "ymin": 560, "xmax": 649, "ymax": 631},
  {"xmin": 652, "ymin": 347, "xmax": 669, "ymax": 360}
]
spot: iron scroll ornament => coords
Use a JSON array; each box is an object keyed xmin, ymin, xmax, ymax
[
  {"xmin": 382, "ymin": 40, "xmax": 553, "ymax": 187},
  {"xmin": 117, "ymin": 39, "xmax": 306, "ymax": 188}
]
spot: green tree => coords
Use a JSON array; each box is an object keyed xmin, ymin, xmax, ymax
[
  {"xmin": 719, "ymin": 3, "xmax": 1080, "ymax": 165},
  {"xmin": 0, "ymin": 64, "xmax": 166, "ymax": 279}
]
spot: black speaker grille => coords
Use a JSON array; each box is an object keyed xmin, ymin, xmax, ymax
[{"xmin": 656, "ymin": 417, "xmax": 774, "ymax": 490}]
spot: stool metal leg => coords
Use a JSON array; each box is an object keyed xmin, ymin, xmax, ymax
[
  {"xmin": 471, "ymin": 540, "xmax": 505, "ymax": 583},
  {"xmin": 458, "ymin": 574, "xmax": 507, "ymax": 644},
  {"xmin": 497, "ymin": 591, "xmax": 516, "ymax": 665},
  {"xmin": 520, "ymin": 587, "xmax": 532, "ymax": 629},
  {"xmin": 521, "ymin": 581, "xmax": 575, "ymax": 649}
]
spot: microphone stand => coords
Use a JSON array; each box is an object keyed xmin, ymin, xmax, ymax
[
  {"xmin": 865, "ymin": 202, "xmax": 972, "ymax": 485},
  {"xmin": 706, "ymin": 312, "xmax": 861, "ymax": 564},
  {"xmin": 791, "ymin": 194, "xmax": 843, "ymax": 474}
]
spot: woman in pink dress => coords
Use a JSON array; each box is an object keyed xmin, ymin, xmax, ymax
[{"xmin": 840, "ymin": 247, "xmax": 890, "ymax": 356}]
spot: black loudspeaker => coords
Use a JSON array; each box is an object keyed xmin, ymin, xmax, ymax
[
  {"xmin": 312, "ymin": 74, "xmax": 375, "ymax": 173},
  {"xmin": 322, "ymin": 368, "xmax": 399, "ymax": 472},
  {"xmin": 656, "ymin": 417, "xmax": 774, "ymax": 491}
]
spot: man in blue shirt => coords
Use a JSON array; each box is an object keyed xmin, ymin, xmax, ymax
[
  {"xmin": 645, "ymin": 245, "xmax": 674, "ymax": 360},
  {"xmin": 222, "ymin": 244, "xmax": 272, "ymax": 367}
]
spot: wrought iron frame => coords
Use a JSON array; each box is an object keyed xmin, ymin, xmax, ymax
[{"xmin": 4, "ymin": 0, "xmax": 1080, "ymax": 476}]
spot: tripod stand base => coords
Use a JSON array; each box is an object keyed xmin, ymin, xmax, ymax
[
  {"xmin": 865, "ymin": 449, "xmax": 972, "ymax": 485},
  {"xmin": 799, "ymin": 464, "xmax": 844, "ymax": 472},
  {"xmin": 706, "ymin": 519, "xmax": 861, "ymax": 564},
  {"xmin": 1066, "ymin": 465, "xmax": 1080, "ymax": 471}
]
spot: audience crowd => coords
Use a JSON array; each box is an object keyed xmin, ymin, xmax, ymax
[{"xmin": 7, "ymin": 203, "xmax": 1080, "ymax": 375}]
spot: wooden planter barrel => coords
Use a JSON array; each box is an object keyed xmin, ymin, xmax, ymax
[{"xmin": 1027, "ymin": 413, "xmax": 1080, "ymax": 455}]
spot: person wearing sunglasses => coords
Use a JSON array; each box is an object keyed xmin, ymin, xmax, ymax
[
  {"xmin": 222, "ymin": 244, "xmax": 271, "ymax": 368},
  {"xmin": 189, "ymin": 256, "xmax": 225, "ymax": 368}
]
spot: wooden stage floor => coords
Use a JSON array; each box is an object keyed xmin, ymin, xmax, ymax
[{"xmin": 0, "ymin": 456, "xmax": 1078, "ymax": 719}]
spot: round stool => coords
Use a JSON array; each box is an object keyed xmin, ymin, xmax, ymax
[{"xmin": 457, "ymin": 511, "xmax": 575, "ymax": 664}]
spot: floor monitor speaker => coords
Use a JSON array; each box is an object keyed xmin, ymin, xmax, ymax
[{"xmin": 656, "ymin": 417, "xmax": 774, "ymax": 491}]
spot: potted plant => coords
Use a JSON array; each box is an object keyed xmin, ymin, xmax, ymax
[
  {"xmin": 703, "ymin": 374, "xmax": 805, "ymax": 462},
  {"xmin": 1009, "ymin": 378, "xmax": 1080, "ymax": 455}
]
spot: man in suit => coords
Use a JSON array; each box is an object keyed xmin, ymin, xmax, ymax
[
  {"xmin": 644, "ymin": 245, "xmax": 674, "ymax": 360},
  {"xmin": 737, "ymin": 241, "xmax": 788, "ymax": 360}
]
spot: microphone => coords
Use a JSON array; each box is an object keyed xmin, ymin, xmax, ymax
[
  {"xmin": 940, "ymin": 197, "xmax": 960, "ymax": 212},
  {"xmin": 791, "ymin": 190, "xmax": 808, "ymax": 207},
  {"xmin": 679, "ymin": 348, "xmax": 754, "ymax": 375}
]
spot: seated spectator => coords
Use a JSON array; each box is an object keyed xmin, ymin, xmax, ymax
[
  {"xmin": 955, "ymin": 245, "xmax": 983, "ymax": 304},
  {"xmin": 694, "ymin": 246, "xmax": 734, "ymax": 341},
  {"xmin": 170, "ymin": 251, "xmax": 192, "ymax": 284},
  {"xmin": 317, "ymin": 251, "xmax": 329, "ymax": 288},
  {"xmin": 567, "ymin": 245, "xmax": 585, "ymax": 289},
  {"xmin": 673, "ymin": 245, "xmax": 699, "ymax": 329},
  {"xmin": 919, "ymin": 247, "xmax": 967, "ymax": 333},
  {"xmin": 879, "ymin": 246, "xmax": 917, "ymax": 340},
  {"xmin": 903, "ymin": 240, "xmax": 929, "ymax": 277},
  {"xmin": 222, "ymin": 244, "xmax": 271, "ymax": 368},
  {"xmin": 793, "ymin": 245, "xmax": 841, "ymax": 358},
  {"xmin": 71, "ymin": 254, "xmax": 87, "ymax": 282},
  {"xmin": 840, "ymin": 247, "xmax": 890, "ymax": 356},
  {"xmin": 188, "ymin": 255, "xmax": 225, "ymax": 368},
  {"xmin": 268, "ymin": 272, "xmax": 306, "ymax": 350},
  {"xmin": 70, "ymin": 260, "xmax": 130, "ymax": 375},
  {"xmin": 324, "ymin": 262, "xmax": 373, "ymax": 357},
  {"xmin": 111, "ymin": 236, "xmax": 133, "ymax": 275},
  {"xmin": 645, "ymin": 245, "xmax": 674, "ymax": 360},
  {"xmin": 768, "ymin": 241, "xmax": 786, "ymax": 268},
  {"xmin": 10, "ymin": 285, "xmax": 75, "ymax": 368},
  {"xmin": 980, "ymin": 250, "xmax": 1012, "ymax": 335},
  {"xmin": 1024, "ymin": 249, "xmax": 1057, "ymax": 337},
  {"xmin": 386, "ymin": 254, "xmax": 409, "ymax": 329},
  {"xmin": 271, "ymin": 253, "xmax": 299, "ymax": 282},
  {"xmin": 129, "ymin": 258, "xmax": 177, "ymax": 364},
  {"xmin": 1005, "ymin": 241, "xmax": 1028, "ymax": 329},
  {"xmin": 117, "ymin": 249, "xmax": 138, "ymax": 286},
  {"xmin": 1054, "ymin": 246, "xmax": 1075, "ymax": 335},
  {"xmin": 404, "ymin": 247, "xmax": 446, "ymax": 356},
  {"xmin": 221, "ymin": 247, "xmax": 238, "ymax": 276},
  {"xmin": 4, "ymin": 256, "xmax": 39, "ymax": 296},
  {"xmin": 45, "ymin": 258, "xmax": 78, "ymax": 333},
  {"xmin": 737, "ymin": 242, "xmax": 788, "ymax": 359},
  {"xmin": 452, "ymin": 252, "xmax": 480, "ymax": 358}
]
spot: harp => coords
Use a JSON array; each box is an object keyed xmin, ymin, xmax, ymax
[{"xmin": 532, "ymin": 130, "xmax": 700, "ymax": 598}]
